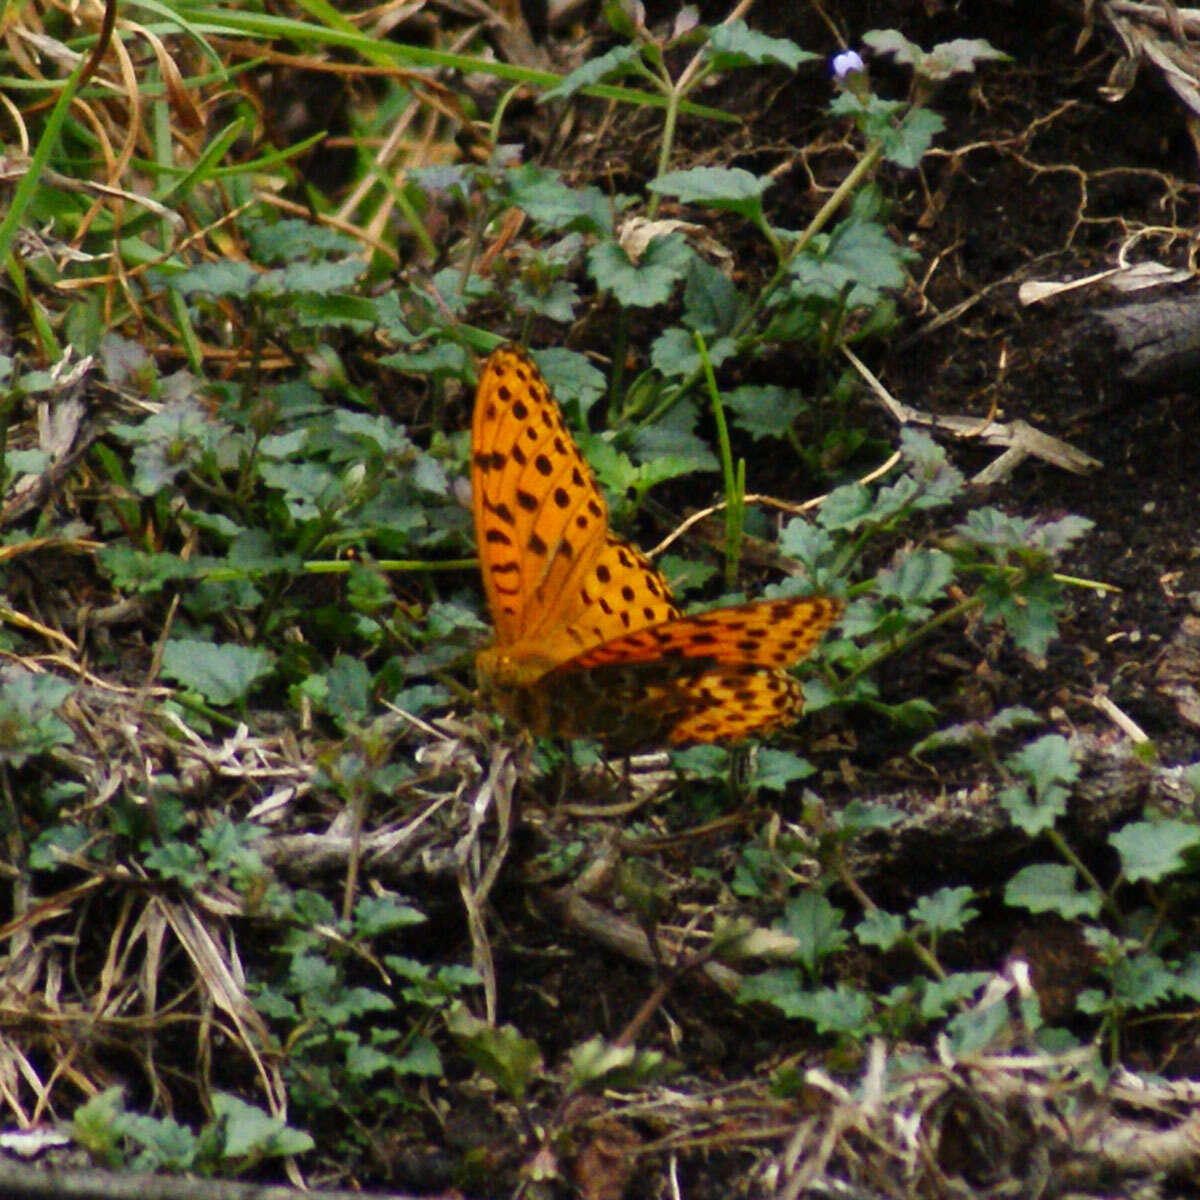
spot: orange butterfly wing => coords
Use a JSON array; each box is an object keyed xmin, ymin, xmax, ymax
[
  {"xmin": 472, "ymin": 344, "xmax": 612, "ymax": 647},
  {"xmin": 471, "ymin": 344, "xmax": 841, "ymax": 747},
  {"xmin": 472, "ymin": 346, "xmax": 679, "ymax": 678}
]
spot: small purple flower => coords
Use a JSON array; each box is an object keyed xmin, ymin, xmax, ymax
[{"xmin": 832, "ymin": 50, "xmax": 865, "ymax": 80}]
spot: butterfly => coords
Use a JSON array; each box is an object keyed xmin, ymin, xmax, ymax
[{"xmin": 471, "ymin": 343, "xmax": 842, "ymax": 748}]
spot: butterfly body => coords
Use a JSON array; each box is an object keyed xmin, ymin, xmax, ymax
[{"xmin": 471, "ymin": 344, "xmax": 842, "ymax": 748}]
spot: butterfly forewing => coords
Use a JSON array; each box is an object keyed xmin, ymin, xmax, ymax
[
  {"xmin": 472, "ymin": 345, "xmax": 611, "ymax": 644},
  {"xmin": 537, "ymin": 533, "xmax": 682, "ymax": 663}
]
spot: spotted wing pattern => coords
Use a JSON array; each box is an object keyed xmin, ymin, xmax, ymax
[{"xmin": 471, "ymin": 343, "xmax": 842, "ymax": 747}]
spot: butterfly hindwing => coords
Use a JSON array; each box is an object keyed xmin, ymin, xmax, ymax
[{"xmin": 564, "ymin": 596, "xmax": 845, "ymax": 672}]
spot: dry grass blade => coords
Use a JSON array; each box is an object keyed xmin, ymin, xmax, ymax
[
  {"xmin": 152, "ymin": 897, "xmax": 285, "ymax": 1116},
  {"xmin": 457, "ymin": 744, "xmax": 517, "ymax": 1024}
]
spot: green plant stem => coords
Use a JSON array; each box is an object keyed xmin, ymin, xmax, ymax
[
  {"xmin": 636, "ymin": 137, "xmax": 889, "ymax": 432},
  {"xmin": 304, "ymin": 556, "xmax": 479, "ymax": 575},
  {"xmin": 172, "ymin": 692, "xmax": 243, "ymax": 731},
  {"xmin": 694, "ymin": 332, "xmax": 743, "ymax": 586},
  {"xmin": 833, "ymin": 849, "xmax": 947, "ymax": 982},
  {"xmin": 607, "ymin": 315, "xmax": 632, "ymax": 425},
  {"xmin": 2, "ymin": 257, "xmax": 59, "ymax": 361},
  {"xmin": 647, "ymin": 82, "xmax": 682, "ymax": 220},
  {"xmin": 732, "ymin": 137, "xmax": 887, "ymax": 345},
  {"xmin": 838, "ymin": 590, "xmax": 983, "ymax": 689},
  {"xmin": 1045, "ymin": 827, "xmax": 1122, "ymax": 924}
]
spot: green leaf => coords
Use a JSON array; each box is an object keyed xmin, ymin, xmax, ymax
[
  {"xmin": 214, "ymin": 1094, "xmax": 314, "ymax": 1159},
  {"xmin": 830, "ymin": 800, "xmax": 905, "ymax": 837},
  {"xmin": 705, "ymin": 20, "xmax": 816, "ymax": 71},
  {"xmin": 856, "ymin": 909, "xmax": 906, "ymax": 951},
  {"xmin": 395, "ymin": 1034, "xmax": 443, "ymax": 1077},
  {"xmin": 160, "ymin": 640, "xmax": 275, "ymax": 706},
  {"xmin": 740, "ymin": 980, "xmax": 873, "ymax": 1033},
  {"xmin": 828, "ymin": 94, "xmax": 943, "ymax": 171},
  {"xmin": 1010, "ymin": 735, "xmax": 1080, "ymax": 795},
  {"xmin": 322, "ymin": 987, "xmax": 395, "ymax": 1025},
  {"xmin": 920, "ymin": 971, "xmax": 990, "ymax": 1019},
  {"xmin": 541, "ymin": 44, "xmax": 644, "ymax": 101},
  {"xmin": 567, "ymin": 1037, "xmax": 668, "ymax": 1091},
  {"xmin": 379, "ymin": 341, "xmax": 472, "ymax": 378},
  {"xmin": 724, "ymin": 385, "xmax": 808, "ymax": 441},
  {"xmin": 926, "ymin": 37, "xmax": 1013, "ymax": 80},
  {"xmin": 880, "ymin": 108, "xmax": 945, "ymax": 168},
  {"xmin": 4, "ymin": 448, "xmax": 50, "ymax": 475},
  {"xmin": 863, "ymin": 697, "xmax": 938, "ymax": 732},
  {"xmin": 290, "ymin": 954, "xmax": 338, "ymax": 1000},
  {"xmin": 504, "ymin": 165, "xmax": 614, "ymax": 235},
  {"xmin": 354, "ymin": 895, "xmax": 426, "ymax": 937},
  {"xmin": 682, "ymin": 257, "xmax": 748, "ymax": 335},
  {"xmin": 0, "ymin": 668, "xmax": 74, "ymax": 768},
  {"xmin": 817, "ymin": 483, "xmax": 875, "ymax": 532},
  {"xmin": 588, "ymin": 234, "xmax": 694, "ymax": 307},
  {"xmin": 669, "ymin": 744, "xmax": 730, "ymax": 778},
  {"xmin": 649, "ymin": 327, "xmax": 736, "ymax": 378},
  {"xmin": 509, "ymin": 276, "xmax": 579, "ymax": 323},
  {"xmin": 144, "ymin": 842, "xmax": 206, "ymax": 889},
  {"xmin": 860, "ymin": 30, "xmax": 923, "ymax": 67},
  {"xmin": 127, "ymin": 1114, "xmax": 198, "ymax": 1172},
  {"xmin": 912, "ymin": 707, "xmax": 1039, "ymax": 756},
  {"xmin": 72, "ymin": 1087, "xmax": 130, "ymax": 1168},
  {"xmin": 445, "ymin": 1005, "xmax": 543, "ymax": 1100},
  {"xmin": 898, "ymin": 428, "xmax": 964, "ymax": 503},
  {"xmin": 247, "ymin": 218, "xmax": 361, "ymax": 263},
  {"xmin": 280, "ymin": 258, "xmax": 366, "ymax": 296},
  {"xmin": 778, "ymin": 519, "xmax": 836, "ymax": 572},
  {"xmin": 999, "ymin": 781, "xmax": 1065, "ymax": 837},
  {"xmin": 981, "ymin": 573, "xmax": 1062, "ymax": 658},
  {"xmin": 1004, "ymin": 864, "xmax": 1101, "ymax": 920},
  {"xmin": 1170, "ymin": 952, "xmax": 1200, "ymax": 1001},
  {"xmin": 112, "ymin": 397, "xmax": 233, "ymax": 495},
  {"xmin": 168, "ymin": 260, "xmax": 259, "ymax": 297},
  {"xmin": 1000, "ymin": 735, "xmax": 1078, "ymax": 832},
  {"xmin": 876, "ymin": 549, "xmax": 953, "ymax": 604},
  {"xmin": 750, "ymin": 748, "xmax": 816, "ymax": 792},
  {"xmin": 650, "ymin": 167, "xmax": 773, "ymax": 228},
  {"xmin": 29, "ymin": 823, "xmax": 92, "ymax": 871},
  {"xmin": 910, "ymin": 886, "xmax": 978, "ymax": 936},
  {"xmin": 1110, "ymin": 819, "xmax": 1200, "ymax": 884},
  {"xmin": 787, "ymin": 212, "xmax": 911, "ymax": 308},
  {"xmin": 864, "ymin": 31, "xmax": 1011, "ymax": 82},
  {"xmin": 345, "ymin": 1043, "xmax": 394, "ymax": 1080},
  {"xmin": 529, "ymin": 347, "xmax": 607, "ymax": 418},
  {"xmin": 944, "ymin": 996, "xmax": 1010, "ymax": 1057},
  {"xmin": 1033, "ymin": 515, "xmax": 1095, "ymax": 553},
  {"xmin": 323, "ymin": 655, "xmax": 372, "ymax": 724},
  {"xmin": 1111, "ymin": 954, "xmax": 1175, "ymax": 1010},
  {"xmin": 778, "ymin": 891, "xmax": 849, "ymax": 975},
  {"xmin": 956, "ymin": 506, "xmax": 1034, "ymax": 549},
  {"xmin": 199, "ymin": 820, "xmax": 266, "ymax": 880}
]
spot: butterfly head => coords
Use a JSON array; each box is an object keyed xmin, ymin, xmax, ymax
[
  {"xmin": 476, "ymin": 643, "xmax": 561, "ymax": 736},
  {"xmin": 476, "ymin": 643, "xmax": 561, "ymax": 694}
]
